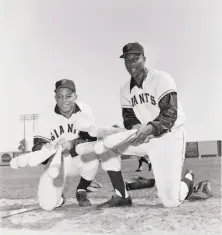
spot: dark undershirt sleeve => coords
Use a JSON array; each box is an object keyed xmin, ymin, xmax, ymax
[
  {"xmin": 148, "ymin": 92, "xmax": 178, "ymax": 137},
  {"xmin": 122, "ymin": 108, "xmax": 141, "ymax": 130},
  {"xmin": 32, "ymin": 137, "xmax": 50, "ymax": 152}
]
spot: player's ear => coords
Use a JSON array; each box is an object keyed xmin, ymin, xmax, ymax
[
  {"xmin": 74, "ymin": 93, "xmax": 78, "ymax": 100},
  {"xmin": 143, "ymin": 56, "xmax": 146, "ymax": 62}
]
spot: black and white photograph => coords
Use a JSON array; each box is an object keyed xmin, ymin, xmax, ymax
[{"xmin": 0, "ymin": 1, "xmax": 221, "ymax": 234}]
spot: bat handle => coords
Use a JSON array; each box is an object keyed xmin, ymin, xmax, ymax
[{"xmin": 48, "ymin": 146, "xmax": 62, "ymax": 179}]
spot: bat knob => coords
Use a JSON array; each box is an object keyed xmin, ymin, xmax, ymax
[
  {"xmin": 17, "ymin": 155, "xmax": 29, "ymax": 168},
  {"xmin": 10, "ymin": 158, "xmax": 19, "ymax": 169},
  {"xmin": 88, "ymin": 126, "xmax": 98, "ymax": 137},
  {"xmin": 76, "ymin": 144, "xmax": 85, "ymax": 155},
  {"xmin": 48, "ymin": 165, "xmax": 60, "ymax": 179}
]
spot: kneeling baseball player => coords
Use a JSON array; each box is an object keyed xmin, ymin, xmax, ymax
[
  {"xmin": 97, "ymin": 42, "xmax": 211, "ymax": 208},
  {"xmin": 32, "ymin": 79, "xmax": 100, "ymax": 211}
]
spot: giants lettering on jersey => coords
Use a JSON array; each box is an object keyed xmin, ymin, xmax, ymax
[
  {"xmin": 131, "ymin": 93, "xmax": 156, "ymax": 107},
  {"xmin": 50, "ymin": 124, "xmax": 77, "ymax": 141}
]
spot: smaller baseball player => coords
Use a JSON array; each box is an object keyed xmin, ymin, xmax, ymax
[
  {"xmin": 135, "ymin": 155, "xmax": 152, "ymax": 172},
  {"xmin": 32, "ymin": 79, "xmax": 100, "ymax": 211}
]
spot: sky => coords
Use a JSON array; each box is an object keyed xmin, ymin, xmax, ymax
[{"xmin": 0, "ymin": 0, "xmax": 221, "ymax": 152}]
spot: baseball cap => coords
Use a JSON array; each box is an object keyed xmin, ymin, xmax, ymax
[
  {"xmin": 120, "ymin": 42, "xmax": 144, "ymax": 58},
  {"xmin": 54, "ymin": 79, "xmax": 76, "ymax": 93}
]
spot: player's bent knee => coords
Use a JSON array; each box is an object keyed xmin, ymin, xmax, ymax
[
  {"xmin": 38, "ymin": 187, "xmax": 60, "ymax": 211},
  {"xmin": 159, "ymin": 195, "xmax": 180, "ymax": 208},
  {"xmin": 80, "ymin": 159, "xmax": 100, "ymax": 181},
  {"xmin": 39, "ymin": 200, "xmax": 56, "ymax": 211},
  {"xmin": 161, "ymin": 200, "xmax": 179, "ymax": 208},
  {"xmin": 158, "ymin": 190, "xmax": 180, "ymax": 208},
  {"xmin": 101, "ymin": 157, "xmax": 121, "ymax": 172},
  {"xmin": 38, "ymin": 172, "xmax": 62, "ymax": 211}
]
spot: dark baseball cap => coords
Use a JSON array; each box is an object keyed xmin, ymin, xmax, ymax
[
  {"xmin": 120, "ymin": 42, "xmax": 144, "ymax": 58},
  {"xmin": 54, "ymin": 79, "xmax": 76, "ymax": 93}
]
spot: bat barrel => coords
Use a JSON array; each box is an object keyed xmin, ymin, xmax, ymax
[
  {"xmin": 17, "ymin": 155, "xmax": 29, "ymax": 168},
  {"xmin": 10, "ymin": 158, "xmax": 19, "ymax": 169},
  {"xmin": 48, "ymin": 165, "xmax": 60, "ymax": 179},
  {"xmin": 47, "ymin": 146, "xmax": 62, "ymax": 179},
  {"xmin": 104, "ymin": 129, "xmax": 137, "ymax": 149},
  {"xmin": 76, "ymin": 142, "xmax": 95, "ymax": 155}
]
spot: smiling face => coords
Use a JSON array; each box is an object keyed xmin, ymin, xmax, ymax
[
  {"xmin": 124, "ymin": 53, "xmax": 146, "ymax": 78},
  {"xmin": 55, "ymin": 88, "xmax": 77, "ymax": 115}
]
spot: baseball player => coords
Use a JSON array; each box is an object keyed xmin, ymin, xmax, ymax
[
  {"xmin": 135, "ymin": 155, "xmax": 152, "ymax": 172},
  {"xmin": 98, "ymin": 42, "xmax": 196, "ymax": 208},
  {"xmin": 32, "ymin": 79, "xmax": 100, "ymax": 211}
]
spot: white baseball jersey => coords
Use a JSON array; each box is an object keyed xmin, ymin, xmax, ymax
[
  {"xmin": 120, "ymin": 69, "xmax": 185, "ymax": 129},
  {"xmin": 34, "ymin": 102, "xmax": 94, "ymax": 146}
]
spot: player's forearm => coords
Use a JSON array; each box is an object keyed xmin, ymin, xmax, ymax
[
  {"xmin": 148, "ymin": 92, "xmax": 178, "ymax": 137},
  {"xmin": 122, "ymin": 108, "xmax": 141, "ymax": 130}
]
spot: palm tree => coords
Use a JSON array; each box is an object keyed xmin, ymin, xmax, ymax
[{"xmin": 18, "ymin": 138, "xmax": 28, "ymax": 152}]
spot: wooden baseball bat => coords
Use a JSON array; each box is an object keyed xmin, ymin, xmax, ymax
[
  {"xmin": 88, "ymin": 126, "xmax": 126, "ymax": 137},
  {"xmin": 113, "ymin": 143, "xmax": 148, "ymax": 156},
  {"xmin": 27, "ymin": 148, "xmax": 57, "ymax": 167},
  {"xmin": 104, "ymin": 129, "xmax": 137, "ymax": 149},
  {"xmin": 93, "ymin": 141, "xmax": 110, "ymax": 155},
  {"xmin": 10, "ymin": 157, "xmax": 20, "ymax": 169},
  {"xmin": 16, "ymin": 154, "xmax": 29, "ymax": 168},
  {"xmin": 0, "ymin": 206, "xmax": 41, "ymax": 219},
  {"xmin": 10, "ymin": 148, "xmax": 57, "ymax": 169},
  {"xmin": 47, "ymin": 146, "xmax": 63, "ymax": 179},
  {"xmin": 76, "ymin": 141, "xmax": 96, "ymax": 155}
]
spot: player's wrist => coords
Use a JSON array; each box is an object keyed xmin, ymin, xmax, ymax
[
  {"xmin": 146, "ymin": 122, "xmax": 157, "ymax": 136},
  {"xmin": 67, "ymin": 141, "xmax": 73, "ymax": 151}
]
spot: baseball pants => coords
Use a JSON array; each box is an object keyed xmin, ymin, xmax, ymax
[
  {"xmin": 38, "ymin": 153, "xmax": 100, "ymax": 211},
  {"xmin": 113, "ymin": 126, "xmax": 188, "ymax": 207}
]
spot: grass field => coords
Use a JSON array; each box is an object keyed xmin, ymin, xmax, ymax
[{"xmin": 0, "ymin": 157, "xmax": 221, "ymax": 235}]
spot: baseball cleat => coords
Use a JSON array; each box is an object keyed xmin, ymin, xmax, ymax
[
  {"xmin": 86, "ymin": 186, "xmax": 99, "ymax": 192},
  {"xmin": 97, "ymin": 195, "xmax": 132, "ymax": 209},
  {"xmin": 148, "ymin": 163, "xmax": 152, "ymax": 171},
  {"xmin": 76, "ymin": 191, "xmax": 91, "ymax": 207},
  {"xmin": 183, "ymin": 170, "xmax": 194, "ymax": 200},
  {"xmin": 125, "ymin": 177, "xmax": 155, "ymax": 191},
  {"xmin": 135, "ymin": 169, "xmax": 142, "ymax": 172},
  {"xmin": 193, "ymin": 180, "xmax": 213, "ymax": 197}
]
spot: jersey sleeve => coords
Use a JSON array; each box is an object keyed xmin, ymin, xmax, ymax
[
  {"xmin": 120, "ymin": 85, "xmax": 141, "ymax": 129},
  {"xmin": 120, "ymin": 86, "xmax": 132, "ymax": 108},
  {"xmin": 77, "ymin": 102, "xmax": 95, "ymax": 126},
  {"xmin": 157, "ymin": 72, "xmax": 177, "ymax": 102},
  {"xmin": 32, "ymin": 118, "xmax": 51, "ymax": 151}
]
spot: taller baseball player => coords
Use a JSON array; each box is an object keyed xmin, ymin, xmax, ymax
[
  {"xmin": 32, "ymin": 79, "xmax": 100, "ymax": 211},
  {"xmin": 99, "ymin": 42, "xmax": 195, "ymax": 208}
]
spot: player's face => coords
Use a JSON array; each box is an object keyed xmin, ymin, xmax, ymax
[
  {"xmin": 55, "ymin": 88, "xmax": 77, "ymax": 113},
  {"xmin": 124, "ymin": 54, "xmax": 146, "ymax": 78}
]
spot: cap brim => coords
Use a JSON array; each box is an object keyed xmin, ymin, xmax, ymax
[{"xmin": 119, "ymin": 52, "xmax": 142, "ymax": 58}]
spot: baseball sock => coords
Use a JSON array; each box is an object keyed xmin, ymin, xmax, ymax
[
  {"xmin": 141, "ymin": 156, "xmax": 149, "ymax": 164},
  {"xmin": 180, "ymin": 173, "xmax": 194, "ymax": 200},
  {"xmin": 107, "ymin": 171, "xmax": 129, "ymax": 198},
  {"xmin": 77, "ymin": 177, "xmax": 92, "ymax": 192},
  {"xmin": 138, "ymin": 158, "xmax": 143, "ymax": 170}
]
